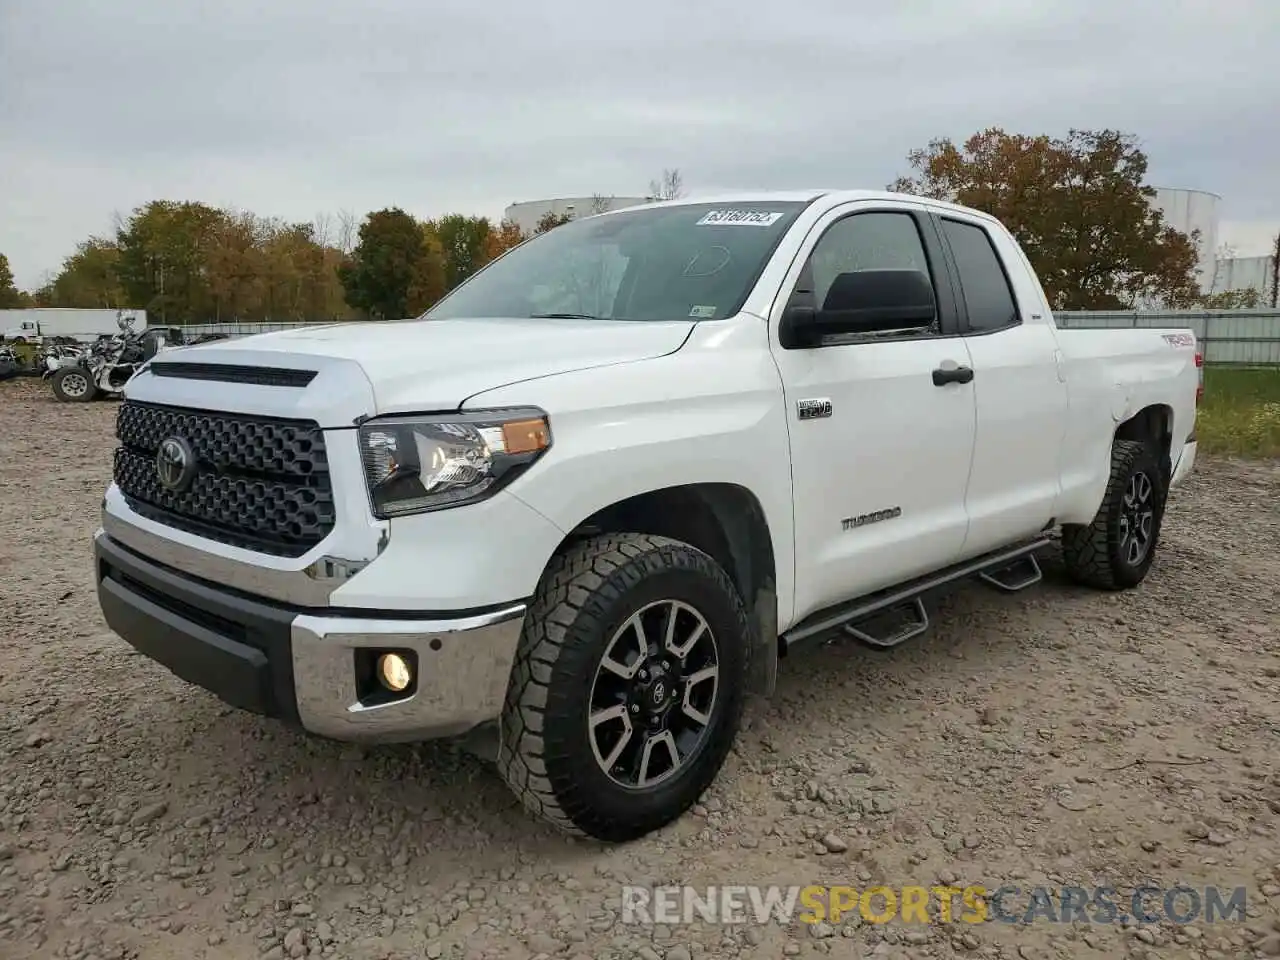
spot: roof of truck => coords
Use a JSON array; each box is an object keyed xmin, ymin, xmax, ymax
[{"xmin": 612, "ymin": 190, "xmax": 997, "ymax": 222}]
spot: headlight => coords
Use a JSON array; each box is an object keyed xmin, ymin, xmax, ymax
[{"xmin": 357, "ymin": 408, "xmax": 552, "ymax": 518}]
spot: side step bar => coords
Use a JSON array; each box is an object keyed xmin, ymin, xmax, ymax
[
  {"xmin": 979, "ymin": 553, "xmax": 1043, "ymax": 593},
  {"xmin": 843, "ymin": 596, "xmax": 929, "ymax": 649},
  {"xmin": 782, "ymin": 537, "xmax": 1052, "ymax": 652}
]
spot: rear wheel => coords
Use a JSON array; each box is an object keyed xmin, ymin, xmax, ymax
[
  {"xmin": 51, "ymin": 366, "xmax": 98, "ymax": 403},
  {"xmin": 1061, "ymin": 439, "xmax": 1167, "ymax": 590},
  {"xmin": 497, "ymin": 533, "xmax": 751, "ymax": 842}
]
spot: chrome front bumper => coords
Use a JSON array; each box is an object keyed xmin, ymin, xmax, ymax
[
  {"xmin": 291, "ymin": 607, "xmax": 524, "ymax": 742},
  {"xmin": 94, "ymin": 528, "xmax": 526, "ymax": 743}
]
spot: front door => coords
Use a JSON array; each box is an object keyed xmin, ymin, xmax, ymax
[{"xmin": 768, "ymin": 202, "xmax": 978, "ymax": 626}]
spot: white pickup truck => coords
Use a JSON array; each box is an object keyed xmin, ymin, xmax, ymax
[{"xmin": 93, "ymin": 190, "xmax": 1201, "ymax": 842}]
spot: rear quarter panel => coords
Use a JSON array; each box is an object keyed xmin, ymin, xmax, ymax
[{"xmin": 1052, "ymin": 327, "xmax": 1198, "ymax": 524}]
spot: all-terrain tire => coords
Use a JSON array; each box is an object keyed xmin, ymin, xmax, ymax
[
  {"xmin": 496, "ymin": 533, "xmax": 751, "ymax": 842},
  {"xmin": 1061, "ymin": 439, "xmax": 1167, "ymax": 590},
  {"xmin": 50, "ymin": 366, "xmax": 98, "ymax": 403}
]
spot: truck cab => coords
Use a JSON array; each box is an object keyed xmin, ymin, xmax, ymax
[
  {"xmin": 92, "ymin": 191, "xmax": 1199, "ymax": 842},
  {"xmin": 2, "ymin": 318, "xmax": 37, "ymax": 341}
]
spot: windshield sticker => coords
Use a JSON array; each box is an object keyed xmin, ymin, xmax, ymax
[
  {"xmin": 696, "ymin": 210, "xmax": 785, "ymax": 227},
  {"xmin": 689, "ymin": 305, "xmax": 717, "ymax": 319}
]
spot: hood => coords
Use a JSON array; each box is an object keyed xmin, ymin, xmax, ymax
[{"xmin": 128, "ymin": 318, "xmax": 694, "ymax": 425}]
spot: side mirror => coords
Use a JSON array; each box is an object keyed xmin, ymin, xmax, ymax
[{"xmin": 782, "ymin": 269, "xmax": 936, "ymax": 347}]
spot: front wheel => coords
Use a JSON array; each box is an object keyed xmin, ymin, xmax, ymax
[
  {"xmin": 497, "ymin": 533, "xmax": 751, "ymax": 842},
  {"xmin": 1061, "ymin": 439, "xmax": 1167, "ymax": 590},
  {"xmin": 50, "ymin": 366, "xmax": 98, "ymax": 403}
]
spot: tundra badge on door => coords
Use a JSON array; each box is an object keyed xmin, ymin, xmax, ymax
[
  {"xmin": 797, "ymin": 398, "xmax": 833, "ymax": 421},
  {"xmin": 842, "ymin": 507, "xmax": 902, "ymax": 530}
]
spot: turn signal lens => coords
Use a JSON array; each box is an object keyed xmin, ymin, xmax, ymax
[{"xmin": 500, "ymin": 418, "xmax": 551, "ymax": 455}]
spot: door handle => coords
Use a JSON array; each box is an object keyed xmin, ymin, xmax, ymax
[{"xmin": 932, "ymin": 365, "xmax": 974, "ymax": 386}]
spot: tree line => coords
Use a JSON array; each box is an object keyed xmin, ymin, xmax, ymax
[
  {"xmin": 0, "ymin": 135, "xmax": 1268, "ymax": 320},
  {"xmin": 0, "ymin": 202, "xmax": 586, "ymax": 323}
]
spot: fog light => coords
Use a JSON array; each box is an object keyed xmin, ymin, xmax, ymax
[{"xmin": 377, "ymin": 653, "xmax": 413, "ymax": 692}]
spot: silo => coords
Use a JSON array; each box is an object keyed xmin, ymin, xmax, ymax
[{"xmin": 1148, "ymin": 187, "xmax": 1222, "ymax": 293}]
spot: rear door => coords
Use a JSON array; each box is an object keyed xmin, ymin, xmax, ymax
[
  {"xmin": 929, "ymin": 210, "xmax": 1069, "ymax": 557},
  {"xmin": 768, "ymin": 201, "xmax": 978, "ymax": 624}
]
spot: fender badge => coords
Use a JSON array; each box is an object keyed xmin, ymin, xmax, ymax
[{"xmin": 797, "ymin": 398, "xmax": 833, "ymax": 421}]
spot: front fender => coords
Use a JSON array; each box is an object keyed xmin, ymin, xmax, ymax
[{"xmin": 465, "ymin": 317, "xmax": 797, "ymax": 629}]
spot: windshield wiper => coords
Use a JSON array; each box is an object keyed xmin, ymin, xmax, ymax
[{"xmin": 529, "ymin": 312, "xmax": 606, "ymax": 320}]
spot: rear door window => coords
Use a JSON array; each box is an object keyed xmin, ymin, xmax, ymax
[{"xmin": 939, "ymin": 218, "xmax": 1020, "ymax": 332}]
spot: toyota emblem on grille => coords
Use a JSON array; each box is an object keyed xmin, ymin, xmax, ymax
[{"xmin": 155, "ymin": 436, "xmax": 196, "ymax": 492}]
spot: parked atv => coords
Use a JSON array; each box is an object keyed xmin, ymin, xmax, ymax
[
  {"xmin": 50, "ymin": 319, "xmax": 169, "ymax": 403},
  {"xmin": 0, "ymin": 345, "xmax": 19, "ymax": 382}
]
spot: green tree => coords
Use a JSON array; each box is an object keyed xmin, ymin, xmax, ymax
[
  {"xmin": 338, "ymin": 208, "xmax": 430, "ymax": 320},
  {"xmin": 0, "ymin": 253, "xmax": 30, "ymax": 307},
  {"xmin": 429, "ymin": 214, "xmax": 492, "ymax": 291},
  {"xmin": 33, "ymin": 238, "xmax": 125, "ymax": 308},
  {"xmin": 115, "ymin": 200, "xmax": 226, "ymax": 323},
  {"xmin": 891, "ymin": 128, "xmax": 1200, "ymax": 310},
  {"xmin": 1198, "ymin": 288, "xmax": 1262, "ymax": 309},
  {"xmin": 534, "ymin": 211, "xmax": 573, "ymax": 234}
]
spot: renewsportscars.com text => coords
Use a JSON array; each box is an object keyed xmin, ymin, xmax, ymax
[{"xmin": 620, "ymin": 884, "xmax": 1247, "ymax": 926}]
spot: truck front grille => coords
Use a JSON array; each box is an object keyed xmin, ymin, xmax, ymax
[{"xmin": 113, "ymin": 400, "xmax": 335, "ymax": 557}]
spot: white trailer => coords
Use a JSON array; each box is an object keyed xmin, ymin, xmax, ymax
[{"xmin": 1, "ymin": 308, "xmax": 148, "ymax": 343}]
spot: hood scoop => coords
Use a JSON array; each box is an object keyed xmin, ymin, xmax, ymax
[{"xmin": 148, "ymin": 361, "xmax": 318, "ymax": 388}]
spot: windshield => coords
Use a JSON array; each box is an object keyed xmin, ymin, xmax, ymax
[{"xmin": 422, "ymin": 201, "xmax": 808, "ymax": 323}]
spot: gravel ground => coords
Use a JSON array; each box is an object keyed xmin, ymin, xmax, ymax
[{"xmin": 2, "ymin": 375, "xmax": 1279, "ymax": 960}]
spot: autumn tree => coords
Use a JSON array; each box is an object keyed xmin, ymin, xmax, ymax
[
  {"xmin": 405, "ymin": 230, "xmax": 448, "ymax": 314},
  {"xmin": 0, "ymin": 253, "xmax": 30, "ymax": 308},
  {"xmin": 205, "ymin": 210, "xmax": 267, "ymax": 320},
  {"xmin": 482, "ymin": 219, "xmax": 527, "ymax": 263},
  {"xmin": 338, "ymin": 208, "xmax": 437, "ymax": 320},
  {"xmin": 891, "ymin": 128, "xmax": 1200, "ymax": 310}
]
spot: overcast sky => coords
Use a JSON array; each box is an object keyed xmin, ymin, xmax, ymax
[{"xmin": 1, "ymin": 0, "xmax": 1276, "ymax": 290}]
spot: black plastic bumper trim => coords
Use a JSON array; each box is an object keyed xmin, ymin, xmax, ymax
[{"xmin": 96, "ymin": 533, "xmax": 301, "ymax": 722}]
